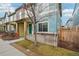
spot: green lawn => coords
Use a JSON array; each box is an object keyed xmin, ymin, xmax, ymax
[{"xmin": 15, "ymin": 39, "xmax": 79, "ymax": 56}]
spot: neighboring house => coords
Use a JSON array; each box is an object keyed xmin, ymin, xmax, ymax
[
  {"xmin": 2, "ymin": 12, "xmax": 14, "ymax": 32},
  {"xmin": 0, "ymin": 17, "xmax": 5, "ymax": 31},
  {"xmin": 65, "ymin": 3, "xmax": 79, "ymax": 29},
  {"xmin": 0, "ymin": 12, "xmax": 10, "ymax": 32},
  {"xmin": 71, "ymin": 3, "xmax": 79, "ymax": 27},
  {"xmin": 8, "ymin": 12, "xmax": 16, "ymax": 32}
]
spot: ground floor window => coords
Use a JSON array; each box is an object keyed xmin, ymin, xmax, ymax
[{"xmin": 38, "ymin": 22, "xmax": 48, "ymax": 32}]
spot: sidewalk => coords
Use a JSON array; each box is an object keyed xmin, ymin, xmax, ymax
[{"xmin": 0, "ymin": 39, "xmax": 26, "ymax": 56}]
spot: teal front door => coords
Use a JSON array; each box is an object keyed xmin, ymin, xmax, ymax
[{"xmin": 29, "ymin": 24, "xmax": 32, "ymax": 34}]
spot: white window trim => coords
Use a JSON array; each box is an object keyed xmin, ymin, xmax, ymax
[{"xmin": 37, "ymin": 21, "xmax": 49, "ymax": 33}]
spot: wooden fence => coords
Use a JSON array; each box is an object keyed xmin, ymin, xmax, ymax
[{"xmin": 58, "ymin": 27, "xmax": 79, "ymax": 51}]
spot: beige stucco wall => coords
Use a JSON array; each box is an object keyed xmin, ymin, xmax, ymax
[{"xmin": 18, "ymin": 23, "xmax": 24, "ymax": 36}]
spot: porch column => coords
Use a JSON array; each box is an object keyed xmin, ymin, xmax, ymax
[
  {"xmin": 3, "ymin": 26, "xmax": 6, "ymax": 31},
  {"xmin": 16, "ymin": 23, "xmax": 19, "ymax": 33},
  {"xmin": 9, "ymin": 24, "xmax": 11, "ymax": 31},
  {"xmin": 24, "ymin": 20, "xmax": 27, "ymax": 39}
]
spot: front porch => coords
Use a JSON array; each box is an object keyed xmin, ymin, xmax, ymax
[{"xmin": 15, "ymin": 19, "xmax": 28, "ymax": 37}]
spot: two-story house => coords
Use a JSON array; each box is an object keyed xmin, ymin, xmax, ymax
[{"xmin": 25, "ymin": 3, "xmax": 62, "ymax": 46}]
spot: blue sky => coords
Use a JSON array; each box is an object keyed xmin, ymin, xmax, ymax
[
  {"xmin": 0, "ymin": 3, "xmax": 22, "ymax": 17},
  {"xmin": 61, "ymin": 3, "xmax": 75, "ymax": 26}
]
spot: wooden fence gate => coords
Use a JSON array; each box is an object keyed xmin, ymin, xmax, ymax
[{"xmin": 58, "ymin": 27, "xmax": 79, "ymax": 51}]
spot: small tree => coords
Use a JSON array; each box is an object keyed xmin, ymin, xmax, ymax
[{"xmin": 23, "ymin": 3, "xmax": 57, "ymax": 46}]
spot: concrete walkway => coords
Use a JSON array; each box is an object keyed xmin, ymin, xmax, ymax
[{"xmin": 0, "ymin": 39, "xmax": 26, "ymax": 56}]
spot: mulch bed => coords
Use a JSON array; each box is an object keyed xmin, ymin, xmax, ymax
[
  {"xmin": 11, "ymin": 43, "xmax": 39, "ymax": 56},
  {"xmin": 0, "ymin": 32, "xmax": 19, "ymax": 40}
]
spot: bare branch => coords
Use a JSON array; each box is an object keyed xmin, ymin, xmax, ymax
[
  {"xmin": 35, "ymin": 4, "xmax": 49, "ymax": 19},
  {"xmin": 30, "ymin": 4, "xmax": 37, "ymax": 23},
  {"xmin": 23, "ymin": 3, "xmax": 33, "ymax": 23},
  {"xmin": 36, "ymin": 8, "xmax": 57, "ymax": 23},
  {"xmin": 26, "ymin": 10, "xmax": 33, "ymax": 23},
  {"xmin": 36, "ymin": 14, "xmax": 49, "ymax": 23}
]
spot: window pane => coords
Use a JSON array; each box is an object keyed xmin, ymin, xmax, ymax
[
  {"xmin": 39, "ymin": 23, "xmax": 42, "ymax": 32},
  {"xmin": 43, "ymin": 22, "xmax": 48, "ymax": 32},
  {"xmin": 38, "ymin": 22, "xmax": 48, "ymax": 32}
]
